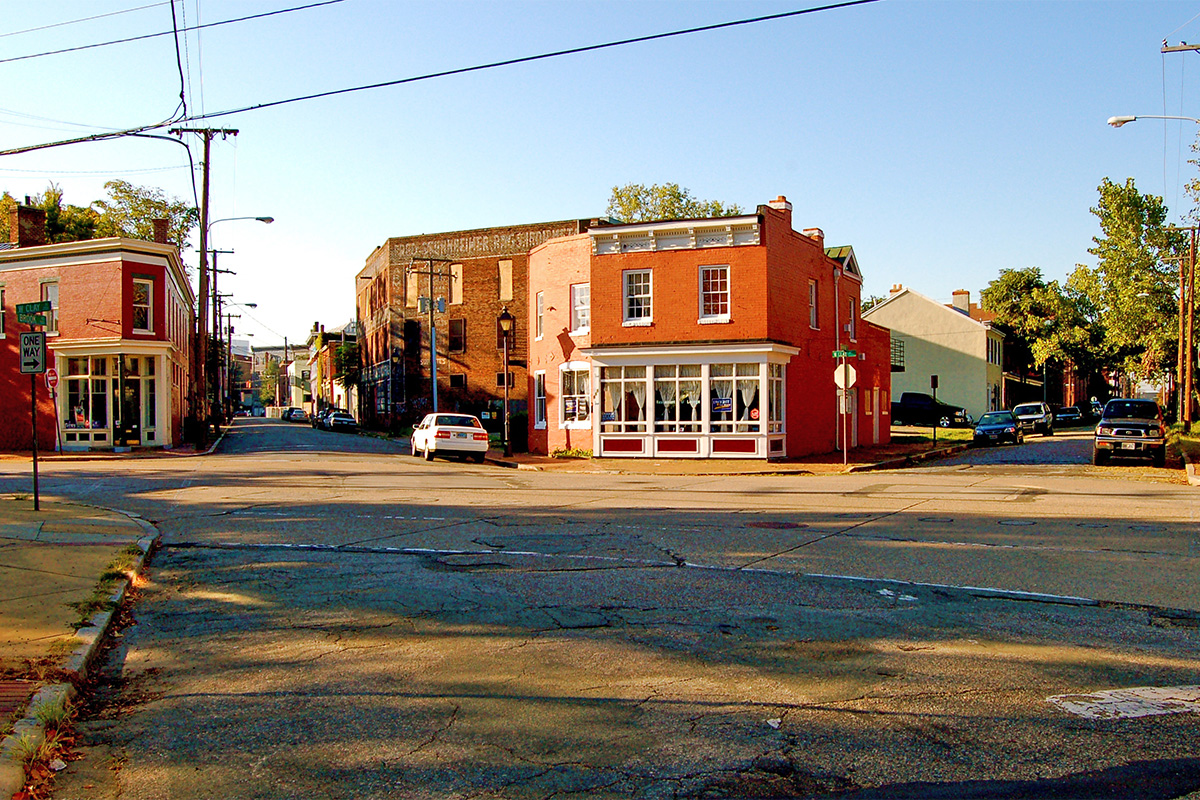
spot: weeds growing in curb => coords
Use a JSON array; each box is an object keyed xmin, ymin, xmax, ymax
[{"xmin": 65, "ymin": 547, "xmax": 143, "ymax": 630}]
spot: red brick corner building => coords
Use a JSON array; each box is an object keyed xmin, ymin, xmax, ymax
[
  {"xmin": 528, "ymin": 196, "xmax": 891, "ymax": 459},
  {"xmin": 1, "ymin": 205, "xmax": 194, "ymax": 451}
]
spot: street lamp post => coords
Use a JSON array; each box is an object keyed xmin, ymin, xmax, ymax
[
  {"xmin": 498, "ymin": 306, "xmax": 516, "ymax": 458},
  {"xmin": 1108, "ymin": 115, "xmax": 1198, "ymax": 424},
  {"xmin": 205, "ymin": 216, "xmax": 273, "ymax": 426}
]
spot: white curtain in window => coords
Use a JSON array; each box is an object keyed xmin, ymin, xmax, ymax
[{"xmin": 738, "ymin": 380, "xmax": 757, "ymax": 420}]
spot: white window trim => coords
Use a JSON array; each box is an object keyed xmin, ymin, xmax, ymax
[
  {"xmin": 622, "ymin": 269, "xmax": 653, "ymax": 326},
  {"xmin": 133, "ymin": 278, "xmax": 154, "ymax": 333},
  {"xmin": 533, "ymin": 371, "xmax": 547, "ymax": 429},
  {"xmin": 808, "ymin": 280, "xmax": 819, "ymax": 330},
  {"xmin": 570, "ymin": 283, "xmax": 591, "ymax": 335},
  {"xmin": 558, "ymin": 361, "xmax": 591, "ymax": 430},
  {"xmin": 698, "ymin": 265, "xmax": 731, "ymax": 324},
  {"xmin": 535, "ymin": 291, "xmax": 544, "ymax": 341},
  {"xmin": 41, "ymin": 281, "xmax": 59, "ymax": 336}
]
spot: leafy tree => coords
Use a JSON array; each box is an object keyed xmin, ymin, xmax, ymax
[
  {"xmin": 1069, "ymin": 177, "xmax": 1183, "ymax": 384},
  {"xmin": 93, "ymin": 179, "xmax": 198, "ymax": 250},
  {"xmin": 260, "ymin": 358, "xmax": 281, "ymax": 405},
  {"xmin": 861, "ymin": 294, "xmax": 887, "ymax": 313},
  {"xmin": 606, "ymin": 183, "xmax": 742, "ymax": 223},
  {"xmin": 333, "ymin": 341, "xmax": 360, "ymax": 391},
  {"xmin": 36, "ymin": 183, "xmax": 99, "ymax": 243},
  {"xmin": 0, "ymin": 192, "xmax": 17, "ymax": 241}
]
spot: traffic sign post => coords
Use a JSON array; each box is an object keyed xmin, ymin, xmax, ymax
[
  {"xmin": 17, "ymin": 327, "xmax": 48, "ymax": 510},
  {"xmin": 833, "ymin": 355, "xmax": 858, "ymax": 468}
]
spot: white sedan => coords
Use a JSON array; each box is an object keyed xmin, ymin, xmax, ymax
[{"xmin": 410, "ymin": 413, "xmax": 490, "ymax": 462}]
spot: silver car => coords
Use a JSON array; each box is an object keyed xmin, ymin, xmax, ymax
[{"xmin": 1012, "ymin": 402, "xmax": 1054, "ymax": 436}]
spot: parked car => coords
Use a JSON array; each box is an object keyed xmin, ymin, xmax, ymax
[
  {"xmin": 1012, "ymin": 402, "xmax": 1054, "ymax": 436},
  {"xmin": 890, "ymin": 392, "xmax": 970, "ymax": 428},
  {"xmin": 325, "ymin": 411, "xmax": 358, "ymax": 432},
  {"xmin": 281, "ymin": 407, "xmax": 308, "ymax": 423},
  {"xmin": 410, "ymin": 413, "xmax": 490, "ymax": 462},
  {"xmin": 1092, "ymin": 398, "xmax": 1166, "ymax": 467},
  {"xmin": 1054, "ymin": 406, "xmax": 1083, "ymax": 425},
  {"xmin": 972, "ymin": 410, "xmax": 1024, "ymax": 446}
]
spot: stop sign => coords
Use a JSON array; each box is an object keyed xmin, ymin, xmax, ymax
[
  {"xmin": 833, "ymin": 362, "xmax": 857, "ymax": 389},
  {"xmin": 45, "ymin": 367, "xmax": 59, "ymax": 390}
]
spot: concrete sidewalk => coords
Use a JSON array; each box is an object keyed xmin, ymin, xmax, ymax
[{"xmin": 0, "ymin": 496, "xmax": 156, "ymax": 799}]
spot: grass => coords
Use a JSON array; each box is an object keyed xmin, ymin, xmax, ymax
[
  {"xmin": 1168, "ymin": 424, "xmax": 1200, "ymax": 462},
  {"xmin": 550, "ymin": 447, "xmax": 592, "ymax": 459},
  {"xmin": 888, "ymin": 426, "xmax": 975, "ymax": 446},
  {"xmin": 65, "ymin": 545, "xmax": 143, "ymax": 630}
]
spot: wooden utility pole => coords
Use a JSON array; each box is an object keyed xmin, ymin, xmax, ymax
[
  {"xmin": 170, "ymin": 127, "xmax": 238, "ymax": 439},
  {"xmin": 1187, "ymin": 231, "xmax": 1197, "ymax": 425},
  {"xmin": 407, "ymin": 257, "xmax": 455, "ymax": 413}
]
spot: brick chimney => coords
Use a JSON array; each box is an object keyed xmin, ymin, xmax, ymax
[
  {"xmin": 889, "ymin": 284, "xmax": 904, "ymax": 296},
  {"xmin": 8, "ymin": 204, "xmax": 47, "ymax": 248},
  {"xmin": 801, "ymin": 227, "xmax": 824, "ymax": 246},
  {"xmin": 951, "ymin": 289, "xmax": 970, "ymax": 313},
  {"xmin": 152, "ymin": 218, "xmax": 170, "ymax": 244},
  {"xmin": 765, "ymin": 195, "xmax": 792, "ymax": 229}
]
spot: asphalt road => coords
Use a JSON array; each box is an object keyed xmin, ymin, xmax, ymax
[{"xmin": 0, "ymin": 419, "xmax": 1196, "ymax": 799}]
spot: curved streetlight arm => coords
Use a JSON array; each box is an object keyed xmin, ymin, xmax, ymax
[{"xmin": 1108, "ymin": 114, "xmax": 1200, "ymax": 128}]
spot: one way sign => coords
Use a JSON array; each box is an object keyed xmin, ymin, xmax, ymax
[{"xmin": 20, "ymin": 332, "xmax": 46, "ymax": 374}]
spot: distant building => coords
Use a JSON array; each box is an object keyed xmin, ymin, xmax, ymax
[
  {"xmin": 306, "ymin": 320, "xmax": 356, "ymax": 414},
  {"xmin": 356, "ymin": 219, "xmax": 601, "ymax": 431},
  {"xmin": 862, "ymin": 286, "xmax": 1004, "ymax": 421},
  {"xmin": 0, "ymin": 205, "xmax": 194, "ymax": 450}
]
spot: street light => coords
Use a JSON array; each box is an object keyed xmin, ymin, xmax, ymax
[
  {"xmin": 497, "ymin": 306, "xmax": 516, "ymax": 458},
  {"xmin": 1107, "ymin": 114, "xmax": 1200, "ymax": 127},
  {"xmin": 1108, "ymin": 116, "xmax": 1198, "ymax": 424},
  {"xmin": 204, "ymin": 216, "xmax": 273, "ymax": 426}
]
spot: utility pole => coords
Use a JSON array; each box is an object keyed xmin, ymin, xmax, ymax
[
  {"xmin": 169, "ymin": 126, "xmax": 238, "ymax": 440},
  {"xmin": 1187, "ymin": 230, "xmax": 1197, "ymax": 425},
  {"xmin": 407, "ymin": 257, "xmax": 455, "ymax": 413}
]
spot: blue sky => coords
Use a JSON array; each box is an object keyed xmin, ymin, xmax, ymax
[{"xmin": 2, "ymin": 0, "xmax": 1199, "ymax": 345}]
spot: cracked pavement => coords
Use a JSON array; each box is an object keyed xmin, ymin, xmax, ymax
[{"xmin": 1, "ymin": 419, "xmax": 1194, "ymax": 799}]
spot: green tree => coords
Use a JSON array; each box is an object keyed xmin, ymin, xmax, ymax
[
  {"xmin": 606, "ymin": 183, "xmax": 742, "ymax": 223},
  {"xmin": 333, "ymin": 341, "xmax": 360, "ymax": 391},
  {"xmin": 1069, "ymin": 177, "xmax": 1183, "ymax": 385},
  {"xmin": 93, "ymin": 179, "xmax": 198, "ymax": 251},
  {"xmin": 260, "ymin": 359, "xmax": 281, "ymax": 405},
  {"xmin": 36, "ymin": 183, "xmax": 99, "ymax": 243},
  {"xmin": 0, "ymin": 192, "xmax": 17, "ymax": 241}
]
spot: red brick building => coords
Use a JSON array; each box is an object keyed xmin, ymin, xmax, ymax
[
  {"xmin": 528, "ymin": 197, "xmax": 892, "ymax": 459},
  {"xmin": 0, "ymin": 206, "xmax": 194, "ymax": 451},
  {"xmin": 356, "ymin": 220, "xmax": 598, "ymax": 431}
]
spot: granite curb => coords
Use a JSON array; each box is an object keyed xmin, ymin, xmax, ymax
[{"xmin": 0, "ymin": 512, "xmax": 158, "ymax": 800}]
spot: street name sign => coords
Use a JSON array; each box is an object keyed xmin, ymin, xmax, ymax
[
  {"xmin": 20, "ymin": 332, "xmax": 46, "ymax": 374},
  {"xmin": 16, "ymin": 301, "xmax": 51, "ymax": 315},
  {"xmin": 832, "ymin": 350, "xmax": 857, "ymax": 359},
  {"xmin": 17, "ymin": 313, "xmax": 47, "ymax": 326}
]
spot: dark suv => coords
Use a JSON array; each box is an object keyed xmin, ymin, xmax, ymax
[{"xmin": 1092, "ymin": 399, "xmax": 1166, "ymax": 467}]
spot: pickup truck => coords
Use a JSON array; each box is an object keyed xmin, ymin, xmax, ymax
[{"xmin": 890, "ymin": 392, "xmax": 970, "ymax": 428}]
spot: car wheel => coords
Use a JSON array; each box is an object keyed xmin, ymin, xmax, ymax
[
  {"xmin": 423, "ymin": 445, "xmax": 434, "ymax": 461},
  {"xmin": 1044, "ymin": 426, "xmax": 1053, "ymax": 436},
  {"xmin": 938, "ymin": 416, "xmax": 951, "ymax": 428},
  {"xmin": 473, "ymin": 453, "xmax": 486, "ymax": 463},
  {"xmin": 1092, "ymin": 447, "xmax": 1108, "ymax": 466},
  {"xmin": 411, "ymin": 441, "xmax": 421, "ymax": 457},
  {"xmin": 1152, "ymin": 448, "xmax": 1166, "ymax": 468}
]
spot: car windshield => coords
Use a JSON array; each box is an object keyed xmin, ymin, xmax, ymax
[
  {"xmin": 435, "ymin": 415, "xmax": 482, "ymax": 428},
  {"xmin": 1103, "ymin": 401, "xmax": 1159, "ymax": 419},
  {"xmin": 978, "ymin": 412, "xmax": 1013, "ymax": 425},
  {"xmin": 1012, "ymin": 405, "xmax": 1041, "ymax": 415}
]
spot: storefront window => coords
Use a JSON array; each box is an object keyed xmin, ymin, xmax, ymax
[
  {"xmin": 561, "ymin": 368, "xmax": 589, "ymax": 423},
  {"xmin": 600, "ymin": 366, "xmax": 646, "ymax": 432},
  {"xmin": 768, "ymin": 363, "xmax": 784, "ymax": 433},
  {"xmin": 735, "ymin": 363, "xmax": 760, "ymax": 432},
  {"xmin": 654, "ymin": 365, "xmax": 701, "ymax": 432},
  {"xmin": 710, "ymin": 364, "xmax": 735, "ymax": 433}
]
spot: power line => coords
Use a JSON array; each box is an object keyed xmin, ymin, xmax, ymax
[
  {"xmin": 0, "ymin": 0, "xmax": 880, "ymax": 158},
  {"xmin": 186, "ymin": 0, "xmax": 880, "ymax": 123},
  {"xmin": 0, "ymin": 2, "xmax": 170, "ymax": 38},
  {"xmin": 0, "ymin": 0, "xmax": 345, "ymax": 65}
]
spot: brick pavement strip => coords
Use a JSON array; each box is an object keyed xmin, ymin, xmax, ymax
[{"xmin": 0, "ymin": 497, "xmax": 156, "ymax": 800}]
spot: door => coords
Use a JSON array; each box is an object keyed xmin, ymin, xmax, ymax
[{"xmin": 115, "ymin": 376, "xmax": 141, "ymax": 447}]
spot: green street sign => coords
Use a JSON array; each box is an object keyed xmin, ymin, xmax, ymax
[
  {"xmin": 16, "ymin": 301, "xmax": 52, "ymax": 315},
  {"xmin": 832, "ymin": 350, "xmax": 857, "ymax": 358},
  {"xmin": 17, "ymin": 313, "xmax": 47, "ymax": 326}
]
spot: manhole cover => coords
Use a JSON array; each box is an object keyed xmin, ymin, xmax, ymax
[
  {"xmin": 1076, "ymin": 523, "xmax": 1108, "ymax": 529},
  {"xmin": 744, "ymin": 521, "xmax": 807, "ymax": 530},
  {"xmin": 998, "ymin": 519, "xmax": 1036, "ymax": 526},
  {"xmin": 917, "ymin": 517, "xmax": 954, "ymax": 523}
]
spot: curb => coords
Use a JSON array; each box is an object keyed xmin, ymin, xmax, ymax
[{"xmin": 0, "ymin": 522, "xmax": 158, "ymax": 800}]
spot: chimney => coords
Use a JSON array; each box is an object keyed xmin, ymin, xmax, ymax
[
  {"xmin": 9, "ymin": 204, "xmax": 47, "ymax": 248},
  {"xmin": 889, "ymin": 284, "xmax": 904, "ymax": 296},
  {"xmin": 152, "ymin": 218, "xmax": 170, "ymax": 244},
  {"xmin": 765, "ymin": 195, "xmax": 793, "ymax": 229},
  {"xmin": 951, "ymin": 289, "xmax": 970, "ymax": 313},
  {"xmin": 801, "ymin": 227, "xmax": 824, "ymax": 246}
]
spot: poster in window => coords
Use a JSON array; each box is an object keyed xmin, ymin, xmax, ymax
[
  {"xmin": 712, "ymin": 397, "xmax": 733, "ymax": 413},
  {"xmin": 565, "ymin": 398, "xmax": 577, "ymax": 416}
]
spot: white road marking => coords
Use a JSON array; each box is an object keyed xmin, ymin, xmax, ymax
[{"xmin": 1048, "ymin": 686, "xmax": 1200, "ymax": 719}]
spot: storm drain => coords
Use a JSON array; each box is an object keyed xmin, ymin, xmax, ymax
[{"xmin": 1048, "ymin": 685, "xmax": 1200, "ymax": 719}]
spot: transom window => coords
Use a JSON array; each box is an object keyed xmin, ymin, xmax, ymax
[
  {"xmin": 623, "ymin": 270, "xmax": 652, "ymax": 324},
  {"xmin": 699, "ymin": 266, "xmax": 729, "ymax": 322}
]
